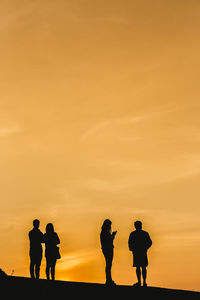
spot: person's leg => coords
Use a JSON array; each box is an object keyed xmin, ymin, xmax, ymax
[
  {"xmin": 50, "ymin": 260, "xmax": 56, "ymax": 280},
  {"xmin": 104, "ymin": 250, "xmax": 113, "ymax": 283},
  {"xmin": 35, "ymin": 258, "xmax": 42, "ymax": 279},
  {"xmin": 46, "ymin": 259, "xmax": 50, "ymax": 280},
  {"xmin": 142, "ymin": 266, "xmax": 147, "ymax": 286},
  {"xmin": 136, "ymin": 266, "xmax": 141, "ymax": 285},
  {"xmin": 30, "ymin": 258, "xmax": 35, "ymax": 279},
  {"xmin": 105, "ymin": 256, "xmax": 111, "ymax": 282},
  {"xmin": 106, "ymin": 254, "xmax": 112, "ymax": 282},
  {"xmin": 35, "ymin": 265, "xmax": 40, "ymax": 279}
]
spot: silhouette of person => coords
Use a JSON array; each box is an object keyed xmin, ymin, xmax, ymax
[
  {"xmin": 43, "ymin": 223, "xmax": 60, "ymax": 280},
  {"xmin": 100, "ymin": 219, "xmax": 117, "ymax": 286},
  {"xmin": 29, "ymin": 219, "xmax": 44, "ymax": 279},
  {"xmin": 128, "ymin": 220, "xmax": 152, "ymax": 287}
]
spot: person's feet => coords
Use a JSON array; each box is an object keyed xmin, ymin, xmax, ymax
[
  {"xmin": 133, "ymin": 282, "xmax": 141, "ymax": 287},
  {"xmin": 105, "ymin": 280, "xmax": 116, "ymax": 286},
  {"xmin": 143, "ymin": 282, "xmax": 147, "ymax": 287},
  {"xmin": 133, "ymin": 281, "xmax": 148, "ymax": 287}
]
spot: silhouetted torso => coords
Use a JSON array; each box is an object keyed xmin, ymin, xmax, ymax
[
  {"xmin": 100, "ymin": 230, "xmax": 114, "ymax": 252},
  {"xmin": 128, "ymin": 229, "xmax": 152, "ymax": 267},
  {"xmin": 43, "ymin": 232, "xmax": 60, "ymax": 260},
  {"xmin": 129, "ymin": 230, "xmax": 152, "ymax": 252},
  {"xmin": 29, "ymin": 228, "xmax": 43, "ymax": 258}
]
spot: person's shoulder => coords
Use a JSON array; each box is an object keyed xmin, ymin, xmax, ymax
[
  {"xmin": 39, "ymin": 229, "xmax": 44, "ymax": 236},
  {"xmin": 34, "ymin": 228, "xmax": 43, "ymax": 235},
  {"xmin": 101, "ymin": 230, "xmax": 107, "ymax": 236},
  {"xmin": 54, "ymin": 232, "xmax": 60, "ymax": 241},
  {"xmin": 130, "ymin": 230, "xmax": 136, "ymax": 236},
  {"xmin": 142, "ymin": 230, "xmax": 150, "ymax": 236}
]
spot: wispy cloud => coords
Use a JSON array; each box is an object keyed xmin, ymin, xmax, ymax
[
  {"xmin": 80, "ymin": 120, "xmax": 111, "ymax": 142},
  {"xmin": 57, "ymin": 250, "xmax": 96, "ymax": 271},
  {"xmin": 79, "ymin": 109, "xmax": 174, "ymax": 142},
  {"xmin": 79, "ymin": 115, "xmax": 148, "ymax": 142},
  {"xmin": 0, "ymin": 124, "xmax": 21, "ymax": 137}
]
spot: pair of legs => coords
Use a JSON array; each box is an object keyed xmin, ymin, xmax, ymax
[
  {"xmin": 46, "ymin": 258, "xmax": 57, "ymax": 280},
  {"xmin": 135, "ymin": 266, "xmax": 147, "ymax": 286},
  {"xmin": 30, "ymin": 256, "xmax": 42, "ymax": 279},
  {"xmin": 103, "ymin": 249, "xmax": 115, "ymax": 284}
]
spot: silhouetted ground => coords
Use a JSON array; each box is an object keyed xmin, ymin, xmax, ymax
[{"xmin": 0, "ymin": 276, "xmax": 199, "ymax": 300}]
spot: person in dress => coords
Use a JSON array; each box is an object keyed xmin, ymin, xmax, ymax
[
  {"xmin": 43, "ymin": 223, "xmax": 60, "ymax": 280},
  {"xmin": 100, "ymin": 219, "xmax": 117, "ymax": 285}
]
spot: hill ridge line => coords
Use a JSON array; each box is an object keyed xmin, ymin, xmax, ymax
[{"xmin": 9, "ymin": 276, "xmax": 200, "ymax": 295}]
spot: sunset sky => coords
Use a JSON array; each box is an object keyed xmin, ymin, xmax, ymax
[{"xmin": 0, "ymin": 0, "xmax": 200, "ymax": 291}]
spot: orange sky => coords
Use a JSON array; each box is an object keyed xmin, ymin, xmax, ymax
[{"xmin": 0, "ymin": 0, "xmax": 200, "ymax": 291}]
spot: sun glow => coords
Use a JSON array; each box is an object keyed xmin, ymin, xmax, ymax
[{"xmin": 57, "ymin": 252, "xmax": 92, "ymax": 271}]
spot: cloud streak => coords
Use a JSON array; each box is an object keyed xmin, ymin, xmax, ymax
[
  {"xmin": 79, "ymin": 108, "xmax": 175, "ymax": 142},
  {"xmin": 0, "ymin": 124, "xmax": 21, "ymax": 137},
  {"xmin": 80, "ymin": 114, "xmax": 151, "ymax": 142},
  {"xmin": 57, "ymin": 250, "xmax": 96, "ymax": 271}
]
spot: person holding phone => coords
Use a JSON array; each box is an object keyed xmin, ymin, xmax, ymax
[{"xmin": 100, "ymin": 219, "xmax": 117, "ymax": 286}]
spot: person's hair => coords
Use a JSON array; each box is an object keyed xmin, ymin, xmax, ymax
[
  {"xmin": 134, "ymin": 220, "xmax": 142, "ymax": 230},
  {"xmin": 101, "ymin": 219, "xmax": 112, "ymax": 232},
  {"xmin": 46, "ymin": 223, "xmax": 54, "ymax": 233},
  {"xmin": 33, "ymin": 219, "xmax": 40, "ymax": 228}
]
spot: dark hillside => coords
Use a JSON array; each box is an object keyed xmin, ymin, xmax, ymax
[{"xmin": 0, "ymin": 276, "xmax": 199, "ymax": 300}]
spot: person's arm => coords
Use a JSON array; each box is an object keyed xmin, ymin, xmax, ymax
[
  {"xmin": 128, "ymin": 233, "xmax": 134, "ymax": 251},
  {"xmin": 146, "ymin": 233, "xmax": 152, "ymax": 250},
  {"xmin": 40, "ymin": 231, "xmax": 44, "ymax": 243},
  {"xmin": 111, "ymin": 231, "xmax": 117, "ymax": 240},
  {"xmin": 55, "ymin": 233, "xmax": 60, "ymax": 245}
]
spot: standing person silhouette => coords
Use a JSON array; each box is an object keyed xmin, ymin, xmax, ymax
[
  {"xmin": 29, "ymin": 219, "xmax": 44, "ymax": 279},
  {"xmin": 100, "ymin": 219, "xmax": 117, "ymax": 286},
  {"xmin": 128, "ymin": 220, "xmax": 152, "ymax": 287},
  {"xmin": 43, "ymin": 223, "xmax": 60, "ymax": 280}
]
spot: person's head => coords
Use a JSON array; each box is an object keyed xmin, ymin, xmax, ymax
[
  {"xmin": 101, "ymin": 219, "xmax": 112, "ymax": 232},
  {"xmin": 134, "ymin": 220, "xmax": 142, "ymax": 230},
  {"xmin": 46, "ymin": 223, "xmax": 54, "ymax": 234},
  {"xmin": 33, "ymin": 219, "xmax": 40, "ymax": 229}
]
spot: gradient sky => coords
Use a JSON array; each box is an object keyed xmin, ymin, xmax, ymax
[{"xmin": 0, "ymin": 0, "xmax": 200, "ymax": 291}]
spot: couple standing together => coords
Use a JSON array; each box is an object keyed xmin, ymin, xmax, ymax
[
  {"xmin": 29, "ymin": 219, "xmax": 61, "ymax": 280},
  {"xmin": 100, "ymin": 219, "xmax": 152, "ymax": 286}
]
